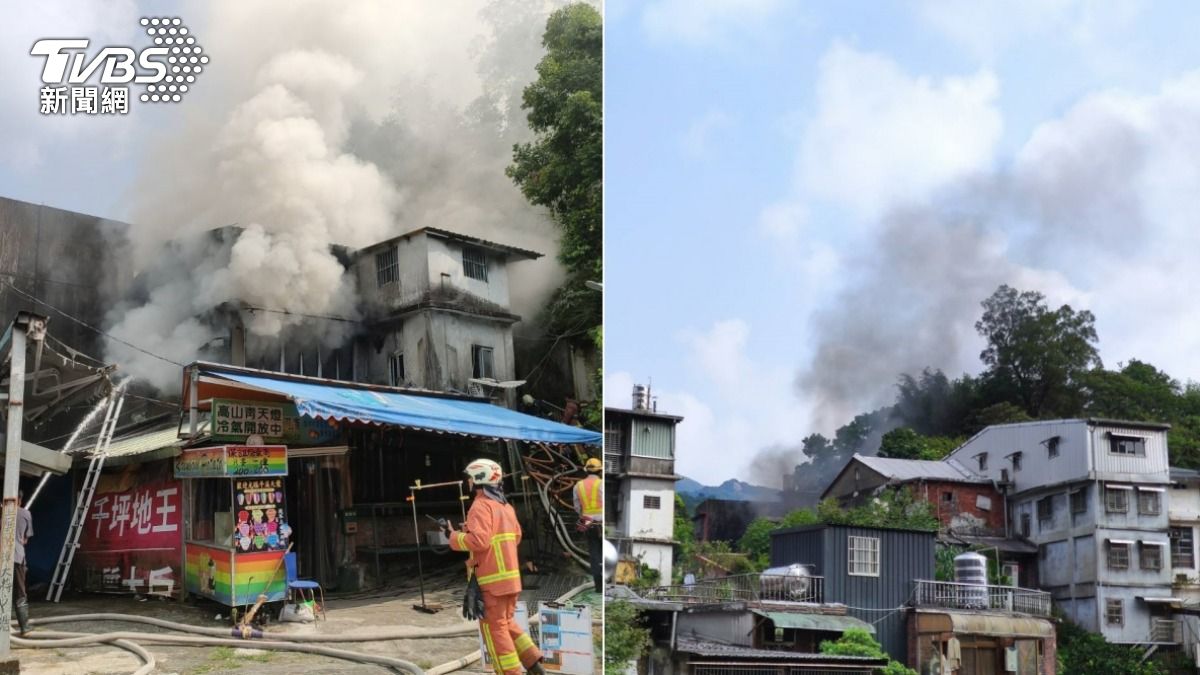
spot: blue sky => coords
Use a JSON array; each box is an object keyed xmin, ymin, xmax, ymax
[{"xmin": 604, "ymin": 0, "xmax": 1200, "ymax": 485}]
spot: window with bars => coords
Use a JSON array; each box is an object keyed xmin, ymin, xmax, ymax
[
  {"xmin": 1106, "ymin": 599, "xmax": 1124, "ymax": 626},
  {"xmin": 388, "ymin": 352, "xmax": 405, "ymax": 386},
  {"xmin": 848, "ymin": 536, "xmax": 880, "ymax": 577},
  {"xmin": 1172, "ymin": 527, "xmax": 1195, "ymax": 568},
  {"xmin": 1070, "ymin": 489, "xmax": 1087, "ymax": 515},
  {"xmin": 1036, "ymin": 496, "xmax": 1053, "ymax": 524},
  {"xmin": 471, "ymin": 345, "xmax": 494, "ymax": 379},
  {"xmin": 1109, "ymin": 435, "xmax": 1146, "ymax": 456},
  {"xmin": 1141, "ymin": 542, "xmax": 1163, "ymax": 571},
  {"xmin": 376, "ymin": 246, "xmax": 399, "ymax": 287},
  {"xmin": 1107, "ymin": 541, "xmax": 1130, "ymax": 570},
  {"xmin": 462, "ymin": 246, "xmax": 488, "ymax": 282},
  {"xmin": 1138, "ymin": 489, "xmax": 1162, "ymax": 516},
  {"xmin": 1106, "ymin": 488, "xmax": 1129, "ymax": 513},
  {"xmin": 604, "ymin": 427, "xmax": 622, "ymax": 454},
  {"xmin": 643, "ymin": 495, "xmax": 661, "ymax": 510}
]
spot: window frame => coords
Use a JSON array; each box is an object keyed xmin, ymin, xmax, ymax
[
  {"xmin": 462, "ymin": 246, "xmax": 489, "ymax": 282},
  {"xmin": 1105, "ymin": 487, "xmax": 1130, "ymax": 513},
  {"xmin": 1107, "ymin": 541, "xmax": 1130, "ymax": 570},
  {"xmin": 375, "ymin": 246, "xmax": 399, "ymax": 288},
  {"xmin": 1020, "ymin": 513, "xmax": 1031, "ymax": 538},
  {"xmin": 388, "ymin": 351, "xmax": 406, "ymax": 387},
  {"xmin": 1109, "ymin": 434, "xmax": 1146, "ymax": 456},
  {"xmin": 1105, "ymin": 598, "xmax": 1124, "ymax": 626},
  {"xmin": 1070, "ymin": 488, "xmax": 1087, "ymax": 515},
  {"xmin": 471, "ymin": 345, "xmax": 495, "ymax": 380},
  {"xmin": 1171, "ymin": 527, "xmax": 1195, "ymax": 569},
  {"xmin": 1138, "ymin": 489, "xmax": 1162, "ymax": 516},
  {"xmin": 643, "ymin": 495, "xmax": 661, "ymax": 510},
  {"xmin": 847, "ymin": 536, "xmax": 881, "ymax": 577},
  {"xmin": 1036, "ymin": 495, "xmax": 1053, "ymax": 524},
  {"xmin": 1140, "ymin": 542, "xmax": 1164, "ymax": 571},
  {"xmin": 1046, "ymin": 436, "xmax": 1061, "ymax": 459},
  {"xmin": 976, "ymin": 453, "xmax": 988, "ymax": 471}
]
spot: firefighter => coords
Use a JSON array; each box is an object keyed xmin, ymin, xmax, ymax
[
  {"xmin": 446, "ymin": 459, "xmax": 544, "ymax": 675},
  {"xmin": 574, "ymin": 458, "xmax": 603, "ymax": 593}
]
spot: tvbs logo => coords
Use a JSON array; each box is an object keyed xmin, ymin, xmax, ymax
[{"xmin": 32, "ymin": 17, "xmax": 207, "ymax": 115}]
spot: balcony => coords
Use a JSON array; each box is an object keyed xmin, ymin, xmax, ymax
[
  {"xmin": 644, "ymin": 573, "xmax": 825, "ymax": 605},
  {"xmin": 1151, "ymin": 618, "xmax": 1181, "ymax": 644},
  {"xmin": 912, "ymin": 580, "xmax": 1052, "ymax": 617}
]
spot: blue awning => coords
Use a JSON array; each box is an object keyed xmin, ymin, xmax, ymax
[{"xmin": 205, "ymin": 370, "xmax": 601, "ymax": 446}]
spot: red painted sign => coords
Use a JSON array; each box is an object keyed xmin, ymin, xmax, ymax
[{"xmin": 77, "ymin": 476, "xmax": 184, "ymax": 596}]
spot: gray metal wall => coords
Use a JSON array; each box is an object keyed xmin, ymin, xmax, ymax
[{"xmin": 770, "ymin": 525, "xmax": 935, "ymax": 664}]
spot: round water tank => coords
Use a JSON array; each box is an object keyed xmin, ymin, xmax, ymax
[
  {"xmin": 603, "ymin": 539, "xmax": 618, "ymax": 582},
  {"xmin": 954, "ymin": 552, "xmax": 989, "ymax": 608},
  {"xmin": 760, "ymin": 564, "xmax": 812, "ymax": 601}
]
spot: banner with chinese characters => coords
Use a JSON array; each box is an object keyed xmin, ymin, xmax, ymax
[
  {"xmin": 76, "ymin": 477, "xmax": 183, "ymax": 596},
  {"xmin": 233, "ymin": 478, "xmax": 291, "ymax": 553},
  {"xmin": 174, "ymin": 445, "xmax": 288, "ymax": 478},
  {"xmin": 210, "ymin": 398, "xmax": 340, "ymax": 446}
]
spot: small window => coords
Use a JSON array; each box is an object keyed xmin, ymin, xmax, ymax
[
  {"xmin": 1141, "ymin": 543, "xmax": 1163, "ymax": 571},
  {"xmin": 1108, "ymin": 541, "xmax": 1130, "ymax": 570},
  {"xmin": 376, "ymin": 246, "xmax": 399, "ymax": 287},
  {"xmin": 462, "ymin": 246, "xmax": 488, "ymax": 282},
  {"xmin": 941, "ymin": 491, "xmax": 955, "ymax": 504},
  {"xmin": 848, "ymin": 536, "xmax": 880, "ymax": 577},
  {"xmin": 1011, "ymin": 452, "xmax": 1023, "ymax": 471},
  {"xmin": 1138, "ymin": 489, "xmax": 1161, "ymax": 516},
  {"xmin": 1046, "ymin": 436, "xmax": 1061, "ymax": 458},
  {"xmin": 1070, "ymin": 489, "xmax": 1087, "ymax": 515},
  {"xmin": 1106, "ymin": 599, "xmax": 1124, "ymax": 626},
  {"xmin": 388, "ymin": 352, "xmax": 405, "ymax": 386},
  {"xmin": 977, "ymin": 453, "xmax": 988, "ymax": 471},
  {"xmin": 1020, "ymin": 513, "xmax": 1031, "ymax": 538},
  {"xmin": 1171, "ymin": 527, "xmax": 1195, "ymax": 569},
  {"xmin": 1106, "ymin": 488, "xmax": 1129, "ymax": 513},
  {"xmin": 471, "ymin": 345, "xmax": 495, "ymax": 380},
  {"xmin": 643, "ymin": 495, "xmax": 661, "ymax": 510},
  {"xmin": 1037, "ymin": 496, "xmax": 1053, "ymax": 524},
  {"xmin": 1109, "ymin": 435, "xmax": 1146, "ymax": 456}
]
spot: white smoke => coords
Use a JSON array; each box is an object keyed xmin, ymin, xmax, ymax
[{"xmin": 105, "ymin": 0, "xmax": 574, "ymax": 389}]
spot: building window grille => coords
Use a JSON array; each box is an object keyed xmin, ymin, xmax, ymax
[
  {"xmin": 848, "ymin": 536, "xmax": 880, "ymax": 577},
  {"xmin": 376, "ymin": 246, "xmax": 399, "ymax": 287},
  {"xmin": 1037, "ymin": 496, "xmax": 1053, "ymax": 524},
  {"xmin": 1141, "ymin": 542, "xmax": 1163, "ymax": 571},
  {"xmin": 1105, "ymin": 487, "xmax": 1129, "ymax": 513},
  {"xmin": 1070, "ymin": 489, "xmax": 1087, "ymax": 515},
  {"xmin": 1105, "ymin": 599, "xmax": 1124, "ymax": 626},
  {"xmin": 388, "ymin": 352, "xmax": 405, "ymax": 386},
  {"xmin": 1109, "ymin": 434, "xmax": 1146, "ymax": 456},
  {"xmin": 462, "ymin": 246, "xmax": 488, "ymax": 282},
  {"xmin": 1171, "ymin": 527, "xmax": 1195, "ymax": 569},
  {"xmin": 1138, "ymin": 489, "xmax": 1161, "ymax": 516},
  {"xmin": 471, "ymin": 345, "xmax": 495, "ymax": 379},
  {"xmin": 604, "ymin": 427, "xmax": 622, "ymax": 454},
  {"xmin": 1020, "ymin": 513, "xmax": 1031, "ymax": 538},
  {"xmin": 1107, "ymin": 541, "xmax": 1130, "ymax": 570},
  {"xmin": 643, "ymin": 495, "xmax": 661, "ymax": 510}
]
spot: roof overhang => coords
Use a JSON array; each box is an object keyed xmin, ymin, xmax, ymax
[
  {"xmin": 752, "ymin": 609, "xmax": 876, "ymax": 634},
  {"xmin": 0, "ymin": 437, "xmax": 73, "ymax": 476},
  {"xmin": 915, "ymin": 610, "xmax": 1054, "ymax": 638}
]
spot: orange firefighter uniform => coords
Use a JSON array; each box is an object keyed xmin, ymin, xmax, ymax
[{"xmin": 449, "ymin": 492, "xmax": 541, "ymax": 675}]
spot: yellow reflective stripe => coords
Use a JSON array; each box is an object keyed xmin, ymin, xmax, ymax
[
  {"xmin": 482, "ymin": 622, "xmax": 499, "ymax": 669},
  {"xmin": 579, "ymin": 478, "xmax": 602, "ymax": 516},
  {"xmin": 455, "ymin": 532, "xmax": 467, "ymax": 549},
  {"xmin": 477, "ymin": 569, "xmax": 521, "ymax": 585},
  {"xmin": 514, "ymin": 633, "xmax": 535, "ymax": 652},
  {"xmin": 496, "ymin": 651, "xmax": 520, "ymax": 670},
  {"xmin": 490, "ymin": 532, "xmax": 518, "ymax": 575}
]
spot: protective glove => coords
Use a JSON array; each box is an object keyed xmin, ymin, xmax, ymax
[
  {"xmin": 462, "ymin": 573, "xmax": 484, "ymax": 621},
  {"xmin": 438, "ymin": 518, "xmax": 451, "ymax": 538}
]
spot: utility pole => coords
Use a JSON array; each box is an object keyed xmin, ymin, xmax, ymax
[{"xmin": 0, "ymin": 311, "xmax": 46, "ymax": 665}]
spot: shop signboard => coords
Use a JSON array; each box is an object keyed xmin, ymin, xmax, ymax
[
  {"xmin": 174, "ymin": 445, "xmax": 288, "ymax": 478},
  {"xmin": 233, "ymin": 477, "xmax": 291, "ymax": 553},
  {"xmin": 210, "ymin": 398, "xmax": 340, "ymax": 446},
  {"xmin": 76, "ymin": 475, "xmax": 183, "ymax": 596}
]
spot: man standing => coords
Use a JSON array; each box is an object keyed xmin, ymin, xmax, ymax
[
  {"xmin": 447, "ymin": 459, "xmax": 544, "ymax": 675},
  {"xmin": 14, "ymin": 490, "xmax": 32, "ymax": 636},
  {"xmin": 573, "ymin": 458, "xmax": 603, "ymax": 593}
]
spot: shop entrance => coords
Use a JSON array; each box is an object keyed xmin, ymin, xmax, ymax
[{"xmin": 286, "ymin": 450, "xmax": 349, "ymax": 587}]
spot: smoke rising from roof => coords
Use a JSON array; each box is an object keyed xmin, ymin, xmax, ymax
[{"xmin": 104, "ymin": 0, "xmax": 572, "ymax": 389}]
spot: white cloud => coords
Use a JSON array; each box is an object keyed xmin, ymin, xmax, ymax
[
  {"xmin": 641, "ymin": 0, "xmax": 786, "ymax": 48},
  {"xmin": 798, "ymin": 43, "xmax": 1002, "ymax": 220},
  {"xmin": 680, "ymin": 109, "xmax": 732, "ymax": 158}
]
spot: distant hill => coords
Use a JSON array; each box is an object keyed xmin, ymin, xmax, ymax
[{"xmin": 677, "ymin": 477, "xmax": 781, "ymax": 510}]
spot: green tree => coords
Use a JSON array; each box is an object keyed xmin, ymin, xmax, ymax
[
  {"xmin": 975, "ymin": 285, "xmax": 1101, "ymax": 418},
  {"xmin": 738, "ymin": 517, "xmax": 777, "ymax": 570},
  {"xmin": 878, "ymin": 427, "xmax": 926, "ymax": 460},
  {"xmin": 820, "ymin": 628, "xmax": 916, "ymax": 675},
  {"xmin": 1057, "ymin": 617, "xmax": 1164, "ymax": 674},
  {"xmin": 673, "ymin": 494, "xmax": 695, "ymax": 581},
  {"xmin": 604, "ymin": 600, "xmax": 650, "ymax": 675},
  {"xmin": 507, "ymin": 3, "xmax": 602, "ymax": 334}
]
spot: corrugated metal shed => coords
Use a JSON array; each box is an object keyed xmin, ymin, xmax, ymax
[
  {"xmin": 630, "ymin": 417, "xmax": 675, "ymax": 459},
  {"xmin": 853, "ymin": 454, "xmax": 985, "ymax": 483},
  {"xmin": 94, "ymin": 424, "xmax": 194, "ymax": 467},
  {"xmin": 753, "ymin": 610, "xmax": 875, "ymax": 633},
  {"xmin": 674, "ymin": 637, "xmax": 886, "ymax": 664}
]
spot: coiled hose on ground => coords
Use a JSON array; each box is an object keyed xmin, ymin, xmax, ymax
[{"xmin": 13, "ymin": 581, "xmax": 596, "ymax": 675}]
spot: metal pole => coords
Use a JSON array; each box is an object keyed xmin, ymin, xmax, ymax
[
  {"xmin": 410, "ymin": 488, "xmax": 427, "ymax": 609},
  {"xmin": 1, "ymin": 313, "xmax": 41, "ymax": 659}
]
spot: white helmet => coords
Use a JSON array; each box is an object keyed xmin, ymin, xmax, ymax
[{"xmin": 464, "ymin": 458, "xmax": 503, "ymax": 486}]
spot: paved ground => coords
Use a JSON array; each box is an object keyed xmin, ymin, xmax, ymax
[{"xmin": 11, "ymin": 572, "xmax": 601, "ymax": 675}]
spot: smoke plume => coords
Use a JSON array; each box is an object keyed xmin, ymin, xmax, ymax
[{"xmin": 105, "ymin": 0, "xmax": 573, "ymax": 389}]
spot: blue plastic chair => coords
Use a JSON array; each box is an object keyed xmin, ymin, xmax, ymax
[{"xmin": 284, "ymin": 552, "xmax": 326, "ymax": 620}]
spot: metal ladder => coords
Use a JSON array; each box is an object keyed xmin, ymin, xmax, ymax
[{"xmin": 46, "ymin": 390, "xmax": 126, "ymax": 602}]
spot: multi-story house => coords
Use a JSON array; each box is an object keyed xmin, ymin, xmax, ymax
[
  {"xmin": 605, "ymin": 384, "xmax": 682, "ymax": 584},
  {"xmin": 946, "ymin": 419, "xmax": 1178, "ymax": 646},
  {"xmin": 1168, "ymin": 467, "xmax": 1200, "ymax": 659}
]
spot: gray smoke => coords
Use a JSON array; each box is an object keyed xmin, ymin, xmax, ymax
[{"xmin": 105, "ymin": 0, "xmax": 576, "ymax": 389}]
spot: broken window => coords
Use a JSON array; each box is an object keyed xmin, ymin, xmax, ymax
[
  {"xmin": 1011, "ymin": 452, "xmax": 1023, "ymax": 471},
  {"xmin": 471, "ymin": 345, "xmax": 495, "ymax": 380},
  {"xmin": 376, "ymin": 246, "xmax": 399, "ymax": 287},
  {"xmin": 976, "ymin": 453, "xmax": 988, "ymax": 471},
  {"xmin": 388, "ymin": 352, "xmax": 405, "ymax": 387},
  {"xmin": 1046, "ymin": 435, "xmax": 1061, "ymax": 458},
  {"xmin": 462, "ymin": 246, "xmax": 488, "ymax": 282}
]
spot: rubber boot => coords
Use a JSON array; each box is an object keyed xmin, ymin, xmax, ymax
[
  {"xmin": 527, "ymin": 660, "xmax": 546, "ymax": 675},
  {"xmin": 15, "ymin": 602, "xmax": 31, "ymax": 636}
]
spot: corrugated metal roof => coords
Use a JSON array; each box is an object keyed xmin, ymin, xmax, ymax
[
  {"xmin": 944, "ymin": 612, "xmax": 1054, "ymax": 638},
  {"xmin": 854, "ymin": 454, "xmax": 986, "ymax": 484},
  {"xmin": 674, "ymin": 637, "xmax": 885, "ymax": 663},
  {"xmin": 103, "ymin": 425, "xmax": 188, "ymax": 459},
  {"xmin": 752, "ymin": 610, "xmax": 875, "ymax": 634}
]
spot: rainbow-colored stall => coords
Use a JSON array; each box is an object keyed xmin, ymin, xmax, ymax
[{"xmin": 175, "ymin": 445, "xmax": 291, "ymax": 607}]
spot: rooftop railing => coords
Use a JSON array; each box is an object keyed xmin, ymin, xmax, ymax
[
  {"xmin": 644, "ymin": 573, "xmax": 824, "ymax": 605},
  {"xmin": 911, "ymin": 579, "xmax": 1052, "ymax": 617}
]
